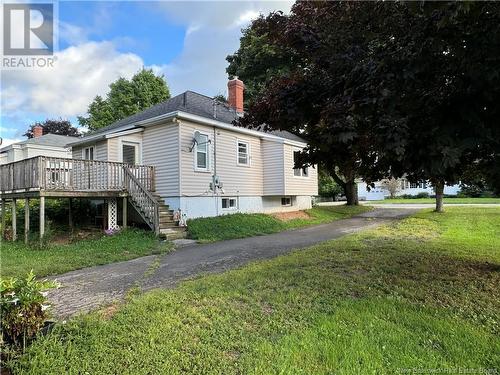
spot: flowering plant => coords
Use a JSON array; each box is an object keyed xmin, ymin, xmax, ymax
[
  {"xmin": 104, "ymin": 227, "xmax": 120, "ymax": 236},
  {"xmin": 1, "ymin": 271, "xmax": 59, "ymax": 349}
]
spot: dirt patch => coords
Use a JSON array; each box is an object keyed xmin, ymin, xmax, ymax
[
  {"xmin": 51, "ymin": 228, "xmax": 102, "ymax": 245},
  {"xmin": 100, "ymin": 303, "xmax": 120, "ymax": 320},
  {"xmin": 271, "ymin": 211, "xmax": 311, "ymax": 221}
]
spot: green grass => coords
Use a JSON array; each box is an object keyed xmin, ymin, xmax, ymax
[
  {"xmin": 9, "ymin": 207, "xmax": 500, "ymax": 374},
  {"xmin": 1, "ymin": 229, "xmax": 172, "ymax": 278},
  {"xmin": 367, "ymin": 197, "xmax": 500, "ymax": 204},
  {"xmin": 187, "ymin": 205, "xmax": 372, "ymax": 242}
]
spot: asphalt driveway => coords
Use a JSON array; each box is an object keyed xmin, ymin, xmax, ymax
[{"xmin": 49, "ymin": 208, "xmax": 417, "ymax": 317}]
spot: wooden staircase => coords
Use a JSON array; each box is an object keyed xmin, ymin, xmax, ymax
[
  {"xmin": 124, "ymin": 167, "xmax": 186, "ymax": 240},
  {"xmin": 152, "ymin": 193, "xmax": 187, "ymax": 240}
]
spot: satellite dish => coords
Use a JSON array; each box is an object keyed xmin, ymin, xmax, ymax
[{"xmin": 194, "ymin": 131, "xmax": 203, "ymax": 145}]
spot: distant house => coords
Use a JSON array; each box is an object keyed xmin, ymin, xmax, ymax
[
  {"xmin": 357, "ymin": 178, "xmax": 461, "ymax": 201},
  {"xmin": 0, "ymin": 126, "xmax": 75, "ymax": 165},
  {"xmin": 1, "ymin": 78, "xmax": 317, "ymax": 239}
]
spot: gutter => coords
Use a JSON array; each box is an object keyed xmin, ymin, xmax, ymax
[{"xmin": 66, "ymin": 109, "xmax": 307, "ymax": 148}]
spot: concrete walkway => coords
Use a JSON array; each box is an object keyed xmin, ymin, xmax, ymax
[
  {"xmin": 317, "ymin": 201, "xmax": 500, "ymax": 209},
  {"xmin": 49, "ymin": 208, "xmax": 417, "ymax": 317}
]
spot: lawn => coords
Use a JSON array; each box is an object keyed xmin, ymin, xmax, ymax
[
  {"xmin": 1, "ymin": 229, "xmax": 172, "ymax": 278},
  {"xmin": 187, "ymin": 204, "xmax": 372, "ymax": 242},
  {"xmin": 366, "ymin": 197, "xmax": 500, "ymax": 204},
  {"xmin": 9, "ymin": 207, "xmax": 500, "ymax": 374}
]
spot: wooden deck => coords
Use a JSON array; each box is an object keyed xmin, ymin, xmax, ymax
[
  {"xmin": 1, "ymin": 156, "xmax": 163, "ymax": 240},
  {"xmin": 0, "ymin": 156, "xmax": 155, "ymax": 198}
]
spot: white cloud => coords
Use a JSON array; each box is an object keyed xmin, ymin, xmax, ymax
[
  {"xmin": 155, "ymin": 1, "xmax": 293, "ymax": 96},
  {"xmin": 1, "ymin": 41, "xmax": 144, "ymax": 118}
]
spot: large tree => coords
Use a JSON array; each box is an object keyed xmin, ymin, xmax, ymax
[
  {"xmin": 232, "ymin": 2, "xmax": 409, "ymax": 205},
  {"xmin": 78, "ymin": 69, "xmax": 170, "ymax": 131},
  {"xmin": 230, "ymin": 2, "xmax": 500, "ymax": 210},
  {"xmin": 24, "ymin": 119, "xmax": 80, "ymax": 138},
  {"xmin": 389, "ymin": 2, "xmax": 500, "ymax": 211}
]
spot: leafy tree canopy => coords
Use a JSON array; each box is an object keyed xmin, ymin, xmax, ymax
[
  {"xmin": 230, "ymin": 1, "xmax": 500, "ymax": 210},
  {"xmin": 24, "ymin": 119, "xmax": 80, "ymax": 138},
  {"xmin": 78, "ymin": 69, "xmax": 170, "ymax": 132}
]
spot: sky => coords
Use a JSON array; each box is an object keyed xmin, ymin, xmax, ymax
[{"xmin": 0, "ymin": 0, "xmax": 293, "ymax": 147}]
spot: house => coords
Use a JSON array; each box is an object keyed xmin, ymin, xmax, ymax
[
  {"xmin": 68, "ymin": 78, "xmax": 318, "ymax": 219},
  {"xmin": 357, "ymin": 178, "xmax": 461, "ymax": 201},
  {"xmin": 0, "ymin": 78, "xmax": 317, "ymax": 240},
  {"xmin": 0, "ymin": 126, "xmax": 74, "ymax": 165}
]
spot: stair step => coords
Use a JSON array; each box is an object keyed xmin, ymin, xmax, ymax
[{"xmin": 159, "ymin": 227, "xmax": 187, "ymax": 240}]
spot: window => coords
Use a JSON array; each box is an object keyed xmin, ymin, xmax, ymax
[
  {"xmin": 281, "ymin": 197, "xmax": 292, "ymax": 206},
  {"xmin": 222, "ymin": 197, "xmax": 237, "ymax": 209},
  {"xmin": 293, "ymin": 151, "xmax": 308, "ymax": 177},
  {"xmin": 195, "ymin": 132, "xmax": 209, "ymax": 170},
  {"xmin": 410, "ymin": 182, "xmax": 419, "ymax": 189},
  {"xmin": 83, "ymin": 146, "xmax": 94, "ymax": 160},
  {"xmin": 237, "ymin": 140, "xmax": 249, "ymax": 165},
  {"xmin": 122, "ymin": 144, "xmax": 136, "ymax": 165}
]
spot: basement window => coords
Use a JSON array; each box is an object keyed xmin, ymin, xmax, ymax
[
  {"xmin": 222, "ymin": 197, "xmax": 237, "ymax": 210},
  {"xmin": 281, "ymin": 197, "xmax": 292, "ymax": 206}
]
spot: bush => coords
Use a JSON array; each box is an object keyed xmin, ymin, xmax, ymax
[
  {"xmin": 415, "ymin": 192, "xmax": 430, "ymax": 199},
  {"xmin": 0, "ymin": 271, "xmax": 58, "ymax": 350}
]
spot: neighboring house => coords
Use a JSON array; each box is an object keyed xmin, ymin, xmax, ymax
[
  {"xmin": 67, "ymin": 78, "xmax": 318, "ymax": 220},
  {"xmin": 357, "ymin": 179, "xmax": 461, "ymax": 201},
  {"xmin": 0, "ymin": 126, "xmax": 74, "ymax": 165}
]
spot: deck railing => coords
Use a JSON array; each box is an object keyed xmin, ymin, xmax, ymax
[{"xmin": 0, "ymin": 156, "xmax": 155, "ymax": 193}]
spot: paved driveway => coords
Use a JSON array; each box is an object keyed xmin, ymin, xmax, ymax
[{"xmin": 49, "ymin": 208, "xmax": 417, "ymax": 317}]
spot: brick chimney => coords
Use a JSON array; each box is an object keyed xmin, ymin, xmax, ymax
[
  {"xmin": 228, "ymin": 77, "xmax": 244, "ymax": 113},
  {"xmin": 33, "ymin": 125, "xmax": 44, "ymax": 138}
]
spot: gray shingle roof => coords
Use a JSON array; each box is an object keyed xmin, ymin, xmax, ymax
[
  {"xmin": 1, "ymin": 134, "xmax": 77, "ymax": 151},
  {"xmin": 86, "ymin": 91, "xmax": 305, "ymax": 143}
]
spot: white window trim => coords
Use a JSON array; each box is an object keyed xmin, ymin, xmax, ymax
[
  {"xmin": 82, "ymin": 145, "xmax": 95, "ymax": 160},
  {"xmin": 292, "ymin": 149, "xmax": 309, "ymax": 178},
  {"xmin": 236, "ymin": 139, "xmax": 251, "ymax": 167},
  {"xmin": 119, "ymin": 140, "xmax": 142, "ymax": 165},
  {"xmin": 193, "ymin": 130, "xmax": 211, "ymax": 172},
  {"xmin": 281, "ymin": 196, "xmax": 292, "ymax": 206},
  {"xmin": 221, "ymin": 197, "xmax": 238, "ymax": 210}
]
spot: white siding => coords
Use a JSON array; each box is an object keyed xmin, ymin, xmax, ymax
[
  {"xmin": 178, "ymin": 120, "xmax": 264, "ymax": 196},
  {"xmin": 142, "ymin": 122, "xmax": 179, "ymax": 197},
  {"xmin": 283, "ymin": 144, "xmax": 318, "ymax": 196},
  {"xmin": 262, "ymin": 141, "xmax": 284, "ymax": 195},
  {"xmin": 107, "ymin": 133, "xmax": 143, "ymax": 162},
  {"xmin": 72, "ymin": 141, "xmax": 107, "ymax": 161}
]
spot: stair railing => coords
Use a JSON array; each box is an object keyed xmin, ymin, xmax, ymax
[{"xmin": 123, "ymin": 166, "xmax": 159, "ymax": 235}]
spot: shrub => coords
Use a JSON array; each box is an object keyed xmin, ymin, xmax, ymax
[
  {"xmin": 1, "ymin": 271, "xmax": 58, "ymax": 350},
  {"xmin": 415, "ymin": 192, "xmax": 430, "ymax": 199}
]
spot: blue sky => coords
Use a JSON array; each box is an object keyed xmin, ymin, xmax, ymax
[{"xmin": 1, "ymin": 1, "xmax": 292, "ymax": 145}]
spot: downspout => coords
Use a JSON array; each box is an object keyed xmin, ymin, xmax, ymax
[{"xmin": 213, "ymin": 126, "xmax": 218, "ymax": 216}]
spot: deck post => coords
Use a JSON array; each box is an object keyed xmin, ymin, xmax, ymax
[
  {"xmin": 107, "ymin": 198, "xmax": 118, "ymax": 230},
  {"xmin": 122, "ymin": 197, "xmax": 127, "ymax": 229},
  {"xmin": 39, "ymin": 196, "xmax": 45, "ymax": 240},
  {"xmin": 11, "ymin": 199, "xmax": 17, "ymax": 241},
  {"xmin": 25, "ymin": 198, "xmax": 30, "ymax": 244},
  {"xmin": 68, "ymin": 198, "xmax": 73, "ymax": 231},
  {"xmin": 1, "ymin": 199, "xmax": 5, "ymax": 240}
]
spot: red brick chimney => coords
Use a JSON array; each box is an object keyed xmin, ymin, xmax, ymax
[
  {"xmin": 228, "ymin": 77, "xmax": 244, "ymax": 113},
  {"xmin": 33, "ymin": 125, "xmax": 44, "ymax": 138}
]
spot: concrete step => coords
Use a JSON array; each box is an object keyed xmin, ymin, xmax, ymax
[{"xmin": 159, "ymin": 228, "xmax": 187, "ymax": 240}]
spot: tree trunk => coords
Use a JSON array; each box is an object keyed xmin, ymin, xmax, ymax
[
  {"xmin": 434, "ymin": 180, "xmax": 444, "ymax": 213},
  {"xmin": 345, "ymin": 180, "xmax": 359, "ymax": 206}
]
